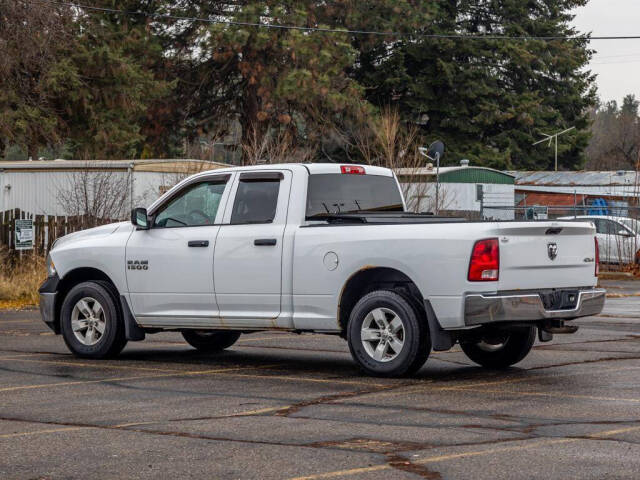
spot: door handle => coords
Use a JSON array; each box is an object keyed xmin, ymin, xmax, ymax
[
  {"xmin": 188, "ymin": 240, "xmax": 209, "ymax": 247},
  {"xmin": 254, "ymin": 238, "xmax": 277, "ymax": 246}
]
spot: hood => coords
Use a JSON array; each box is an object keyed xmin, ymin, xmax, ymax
[{"xmin": 52, "ymin": 221, "xmax": 132, "ymax": 250}]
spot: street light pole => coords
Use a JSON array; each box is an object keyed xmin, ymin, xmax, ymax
[{"xmin": 533, "ymin": 126, "xmax": 575, "ymax": 171}]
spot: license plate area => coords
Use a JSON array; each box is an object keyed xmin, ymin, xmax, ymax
[{"xmin": 539, "ymin": 290, "xmax": 579, "ymax": 311}]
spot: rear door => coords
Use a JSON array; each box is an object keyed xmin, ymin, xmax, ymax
[{"xmin": 213, "ymin": 170, "xmax": 292, "ymax": 326}]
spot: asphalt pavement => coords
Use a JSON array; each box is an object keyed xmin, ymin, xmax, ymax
[{"xmin": 0, "ymin": 281, "xmax": 638, "ymax": 479}]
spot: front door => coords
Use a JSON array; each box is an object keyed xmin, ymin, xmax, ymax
[
  {"xmin": 213, "ymin": 171, "xmax": 291, "ymax": 326},
  {"xmin": 126, "ymin": 175, "xmax": 232, "ymax": 327}
]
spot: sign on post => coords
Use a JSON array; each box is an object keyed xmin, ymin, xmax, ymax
[{"xmin": 15, "ymin": 219, "xmax": 34, "ymax": 251}]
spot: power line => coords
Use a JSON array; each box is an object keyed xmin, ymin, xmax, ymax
[
  {"xmin": 592, "ymin": 59, "xmax": 640, "ymax": 66},
  {"xmin": 31, "ymin": 0, "xmax": 640, "ymax": 42}
]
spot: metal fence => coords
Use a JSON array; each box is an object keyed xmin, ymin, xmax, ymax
[{"xmin": 482, "ymin": 204, "xmax": 640, "ymax": 221}]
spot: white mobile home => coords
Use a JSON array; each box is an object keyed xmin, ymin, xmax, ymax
[
  {"xmin": 395, "ymin": 163, "xmax": 516, "ymax": 219},
  {"xmin": 0, "ymin": 159, "xmax": 229, "ymax": 218}
]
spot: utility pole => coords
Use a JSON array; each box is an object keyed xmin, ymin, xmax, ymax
[{"xmin": 532, "ymin": 126, "xmax": 575, "ymax": 171}]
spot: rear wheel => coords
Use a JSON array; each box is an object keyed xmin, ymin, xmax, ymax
[
  {"xmin": 181, "ymin": 330, "xmax": 241, "ymax": 352},
  {"xmin": 60, "ymin": 281, "xmax": 127, "ymax": 358},
  {"xmin": 347, "ymin": 290, "xmax": 430, "ymax": 377},
  {"xmin": 460, "ymin": 327, "xmax": 536, "ymax": 369}
]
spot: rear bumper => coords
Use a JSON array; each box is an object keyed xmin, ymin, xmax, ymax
[{"xmin": 464, "ymin": 288, "xmax": 606, "ymax": 326}]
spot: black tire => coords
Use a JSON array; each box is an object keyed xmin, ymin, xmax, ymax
[
  {"xmin": 60, "ymin": 281, "xmax": 127, "ymax": 358},
  {"xmin": 460, "ymin": 327, "xmax": 536, "ymax": 369},
  {"xmin": 347, "ymin": 290, "xmax": 431, "ymax": 377},
  {"xmin": 181, "ymin": 330, "xmax": 241, "ymax": 352}
]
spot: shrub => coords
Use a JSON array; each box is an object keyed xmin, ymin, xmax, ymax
[{"xmin": 0, "ymin": 248, "xmax": 46, "ymax": 308}]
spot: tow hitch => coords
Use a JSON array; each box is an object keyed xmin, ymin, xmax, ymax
[{"xmin": 538, "ymin": 319, "xmax": 579, "ymax": 342}]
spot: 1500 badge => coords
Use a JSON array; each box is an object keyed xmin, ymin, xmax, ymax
[{"xmin": 127, "ymin": 260, "xmax": 149, "ymax": 270}]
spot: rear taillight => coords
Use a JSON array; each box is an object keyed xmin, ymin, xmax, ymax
[
  {"xmin": 595, "ymin": 236, "xmax": 599, "ymax": 277},
  {"xmin": 468, "ymin": 238, "xmax": 500, "ymax": 282},
  {"xmin": 340, "ymin": 165, "xmax": 365, "ymax": 174}
]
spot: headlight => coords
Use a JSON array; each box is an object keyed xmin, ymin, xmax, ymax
[{"xmin": 46, "ymin": 254, "xmax": 57, "ymax": 277}]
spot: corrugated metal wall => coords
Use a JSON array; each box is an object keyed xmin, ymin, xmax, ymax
[{"xmin": 0, "ymin": 170, "xmax": 178, "ymax": 217}]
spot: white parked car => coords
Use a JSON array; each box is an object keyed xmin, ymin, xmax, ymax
[
  {"xmin": 558, "ymin": 215, "xmax": 640, "ymax": 264},
  {"xmin": 40, "ymin": 163, "xmax": 605, "ymax": 376}
]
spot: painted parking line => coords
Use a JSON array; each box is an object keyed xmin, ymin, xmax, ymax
[
  {"xmin": 227, "ymin": 372, "xmax": 388, "ymax": 387},
  {"xmin": 0, "ymin": 426, "xmax": 84, "ymax": 439},
  {"xmin": 0, "ymin": 354, "xmax": 386, "ymax": 388},
  {"xmin": 143, "ymin": 334, "xmax": 293, "ymax": 348},
  {"xmin": 0, "ymin": 319, "xmax": 41, "ymax": 324},
  {"xmin": 0, "ymin": 362, "xmax": 384, "ymax": 392},
  {"xmin": 0, "ymin": 364, "xmax": 282, "ymax": 393},
  {"xmin": 0, "ymin": 356, "xmax": 187, "ymax": 373},
  {"xmin": 345, "ymin": 364, "xmax": 640, "ymax": 402},
  {"xmin": 0, "ymin": 353, "xmax": 55, "ymax": 360},
  {"xmin": 444, "ymin": 386, "xmax": 640, "ymax": 404},
  {"xmin": 0, "ymin": 405, "xmax": 293, "ymax": 440},
  {"xmin": 290, "ymin": 425, "xmax": 640, "ymax": 480},
  {"xmin": 0, "ymin": 351, "xmax": 388, "ymax": 388}
]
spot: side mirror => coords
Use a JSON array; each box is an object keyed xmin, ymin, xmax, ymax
[
  {"xmin": 131, "ymin": 208, "xmax": 149, "ymax": 230},
  {"xmin": 426, "ymin": 140, "xmax": 445, "ymax": 162}
]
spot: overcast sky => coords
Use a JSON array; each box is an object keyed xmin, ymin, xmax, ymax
[{"xmin": 572, "ymin": 0, "xmax": 640, "ymax": 104}]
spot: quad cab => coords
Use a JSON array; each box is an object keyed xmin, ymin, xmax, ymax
[{"xmin": 40, "ymin": 161, "xmax": 605, "ymax": 376}]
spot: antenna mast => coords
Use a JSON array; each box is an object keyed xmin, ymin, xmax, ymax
[{"xmin": 532, "ymin": 126, "xmax": 575, "ymax": 171}]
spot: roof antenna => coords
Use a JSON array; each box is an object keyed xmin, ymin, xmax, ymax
[{"xmin": 532, "ymin": 127, "xmax": 575, "ymax": 172}]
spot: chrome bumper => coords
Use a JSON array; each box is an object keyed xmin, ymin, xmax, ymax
[
  {"xmin": 464, "ymin": 288, "xmax": 606, "ymax": 326},
  {"xmin": 39, "ymin": 292, "xmax": 57, "ymax": 332}
]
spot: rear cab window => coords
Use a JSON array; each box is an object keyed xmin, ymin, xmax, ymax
[{"xmin": 306, "ymin": 173, "xmax": 404, "ymax": 218}]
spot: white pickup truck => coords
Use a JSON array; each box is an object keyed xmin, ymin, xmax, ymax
[{"xmin": 39, "ymin": 163, "xmax": 605, "ymax": 376}]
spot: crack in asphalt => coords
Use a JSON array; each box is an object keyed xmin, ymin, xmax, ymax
[
  {"xmin": 524, "ymin": 354, "xmax": 640, "ymax": 370},
  {"xmin": 275, "ymin": 382, "xmax": 417, "ymax": 417}
]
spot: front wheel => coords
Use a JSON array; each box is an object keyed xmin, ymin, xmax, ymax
[
  {"xmin": 347, "ymin": 290, "xmax": 431, "ymax": 377},
  {"xmin": 181, "ymin": 330, "xmax": 241, "ymax": 352},
  {"xmin": 460, "ymin": 327, "xmax": 536, "ymax": 369},
  {"xmin": 60, "ymin": 281, "xmax": 127, "ymax": 358}
]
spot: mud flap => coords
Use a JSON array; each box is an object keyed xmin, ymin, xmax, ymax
[
  {"xmin": 120, "ymin": 296, "xmax": 145, "ymax": 341},
  {"xmin": 423, "ymin": 300, "xmax": 455, "ymax": 351}
]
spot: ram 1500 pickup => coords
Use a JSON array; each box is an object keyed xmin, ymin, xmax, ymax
[{"xmin": 39, "ymin": 163, "xmax": 605, "ymax": 376}]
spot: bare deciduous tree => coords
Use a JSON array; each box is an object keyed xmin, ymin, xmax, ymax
[
  {"xmin": 57, "ymin": 165, "xmax": 131, "ymax": 228},
  {"xmin": 242, "ymin": 128, "xmax": 316, "ymax": 165},
  {"xmin": 338, "ymin": 106, "xmax": 445, "ymax": 213},
  {"xmin": 586, "ymin": 96, "xmax": 640, "ymax": 170}
]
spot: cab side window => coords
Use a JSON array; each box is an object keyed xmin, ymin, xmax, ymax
[
  {"xmin": 154, "ymin": 180, "xmax": 227, "ymax": 228},
  {"xmin": 230, "ymin": 174, "xmax": 282, "ymax": 224}
]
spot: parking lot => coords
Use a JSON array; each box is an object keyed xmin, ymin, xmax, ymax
[{"xmin": 0, "ymin": 280, "xmax": 639, "ymax": 479}]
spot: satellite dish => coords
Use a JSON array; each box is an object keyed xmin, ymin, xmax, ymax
[{"xmin": 426, "ymin": 140, "xmax": 445, "ymax": 161}]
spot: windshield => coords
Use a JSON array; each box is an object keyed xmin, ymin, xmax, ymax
[
  {"xmin": 620, "ymin": 218, "xmax": 639, "ymax": 234},
  {"xmin": 306, "ymin": 173, "xmax": 404, "ymax": 217}
]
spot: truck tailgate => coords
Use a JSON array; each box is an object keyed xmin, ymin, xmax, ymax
[{"xmin": 496, "ymin": 222, "xmax": 597, "ymax": 290}]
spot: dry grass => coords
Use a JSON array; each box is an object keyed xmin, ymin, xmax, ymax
[{"xmin": 0, "ymin": 248, "xmax": 46, "ymax": 309}]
